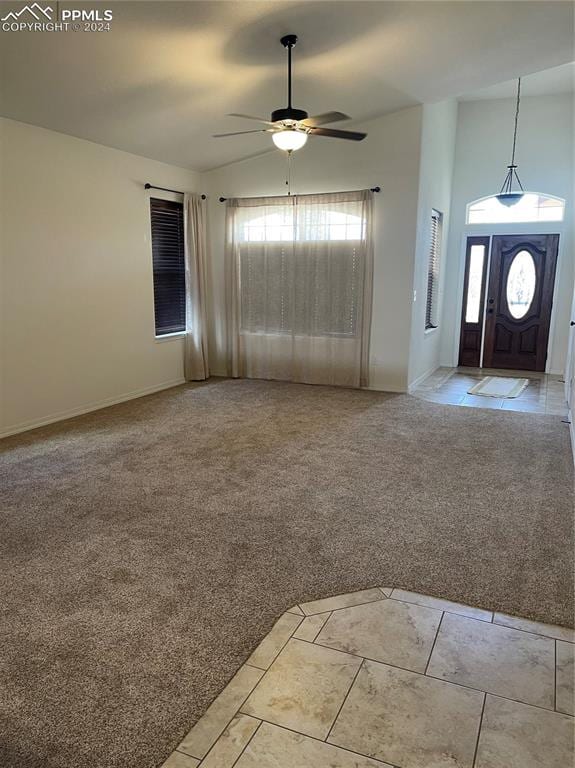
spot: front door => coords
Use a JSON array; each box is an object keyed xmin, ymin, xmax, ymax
[
  {"xmin": 459, "ymin": 234, "xmax": 559, "ymax": 371},
  {"xmin": 483, "ymin": 234, "xmax": 559, "ymax": 371}
]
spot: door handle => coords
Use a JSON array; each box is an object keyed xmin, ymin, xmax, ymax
[{"xmin": 571, "ymin": 321, "xmax": 575, "ymax": 326}]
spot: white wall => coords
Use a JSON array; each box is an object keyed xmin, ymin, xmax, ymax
[
  {"xmin": 0, "ymin": 118, "xmax": 199, "ymax": 436},
  {"xmin": 203, "ymin": 106, "xmax": 424, "ymax": 392},
  {"xmin": 408, "ymin": 100, "xmax": 458, "ymax": 388},
  {"xmin": 441, "ymin": 93, "xmax": 574, "ymax": 374}
]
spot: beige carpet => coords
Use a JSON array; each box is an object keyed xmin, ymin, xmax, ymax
[{"xmin": 0, "ymin": 378, "xmax": 572, "ymax": 768}]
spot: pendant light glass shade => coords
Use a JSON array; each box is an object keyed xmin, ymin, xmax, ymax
[
  {"xmin": 272, "ymin": 129, "xmax": 308, "ymax": 152},
  {"xmin": 497, "ymin": 191, "xmax": 524, "ymax": 208},
  {"xmin": 496, "ymin": 78, "xmax": 524, "ymax": 207}
]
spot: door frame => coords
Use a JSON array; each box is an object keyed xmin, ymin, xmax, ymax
[{"xmin": 452, "ymin": 221, "xmax": 566, "ymax": 373}]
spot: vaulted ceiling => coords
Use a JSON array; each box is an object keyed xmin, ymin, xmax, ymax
[{"xmin": 1, "ymin": 1, "xmax": 572, "ymax": 170}]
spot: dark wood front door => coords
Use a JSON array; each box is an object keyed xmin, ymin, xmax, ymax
[{"xmin": 483, "ymin": 234, "xmax": 559, "ymax": 371}]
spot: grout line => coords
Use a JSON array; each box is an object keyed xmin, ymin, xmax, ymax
[
  {"xmin": 424, "ymin": 612, "xmax": 444, "ymax": 675},
  {"xmin": 487, "ymin": 690, "xmax": 574, "ymax": 718},
  {"xmin": 471, "ymin": 693, "xmax": 487, "ymax": 768},
  {"xmin": 175, "ymin": 748, "xmax": 200, "ymax": 759},
  {"xmin": 178, "ymin": 668, "xmax": 266, "ymax": 761},
  {"xmin": 387, "ymin": 593, "xmax": 493, "ymax": 623},
  {"xmin": 297, "ymin": 608, "xmax": 332, "ymax": 618},
  {"xmin": 228, "ymin": 718, "xmax": 263, "ymax": 768},
  {"xmin": 186, "ymin": 594, "xmax": 573, "ymax": 764},
  {"xmin": 294, "ymin": 636, "xmax": 565, "ymax": 716},
  {"xmin": 312, "ymin": 612, "xmax": 333, "ymax": 642},
  {"xmin": 324, "ymin": 658, "xmax": 365, "ymax": 744},
  {"xmin": 297, "ymin": 611, "xmax": 333, "ymax": 643},
  {"xmin": 242, "ymin": 715, "xmax": 402, "ymax": 768},
  {"xmin": 244, "ymin": 661, "xmax": 267, "ymax": 671},
  {"xmin": 424, "ymin": 673, "xmax": 561, "ymax": 716},
  {"xmin": 248, "ymin": 613, "xmax": 304, "ymax": 671},
  {"xmin": 554, "ymin": 639, "xmax": 557, "ymax": 712},
  {"xmin": 491, "ymin": 616, "xmax": 574, "ymax": 643},
  {"xmin": 299, "ymin": 593, "xmax": 386, "ymax": 617}
]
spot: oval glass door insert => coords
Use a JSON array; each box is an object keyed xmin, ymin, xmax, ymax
[{"xmin": 506, "ymin": 250, "xmax": 536, "ymax": 319}]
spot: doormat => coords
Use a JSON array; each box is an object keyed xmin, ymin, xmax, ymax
[{"xmin": 468, "ymin": 376, "xmax": 529, "ymax": 399}]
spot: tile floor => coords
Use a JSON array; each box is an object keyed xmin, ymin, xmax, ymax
[
  {"xmin": 162, "ymin": 588, "xmax": 574, "ymax": 768},
  {"xmin": 412, "ymin": 367, "xmax": 569, "ymax": 416}
]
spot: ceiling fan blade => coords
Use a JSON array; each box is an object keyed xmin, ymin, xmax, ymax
[
  {"xmin": 213, "ymin": 129, "xmax": 272, "ymax": 138},
  {"xmin": 301, "ymin": 111, "xmax": 351, "ymax": 127},
  {"xmin": 308, "ymin": 126, "xmax": 367, "ymax": 141},
  {"xmin": 227, "ymin": 113, "xmax": 275, "ymax": 126}
]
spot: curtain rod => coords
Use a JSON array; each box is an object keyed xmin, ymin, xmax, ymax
[
  {"xmin": 145, "ymin": 183, "xmax": 206, "ymax": 200},
  {"xmin": 218, "ymin": 186, "xmax": 381, "ymax": 203}
]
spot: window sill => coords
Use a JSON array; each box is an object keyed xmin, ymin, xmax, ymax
[{"xmin": 155, "ymin": 331, "xmax": 186, "ymax": 342}]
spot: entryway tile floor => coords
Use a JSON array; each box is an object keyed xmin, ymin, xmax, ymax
[
  {"xmin": 161, "ymin": 588, "xmax": 574, "ymax": 768},
  {"xmin": 412, "ymin": 367, "xmax": 568, "ymax": 416}
]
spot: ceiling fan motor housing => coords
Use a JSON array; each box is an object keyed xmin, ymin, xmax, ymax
[{"xmin": 271, "ymin": 107, "xmax": 308, "ymax": 123}]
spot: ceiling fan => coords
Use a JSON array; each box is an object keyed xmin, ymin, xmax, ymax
[{"xmin": 213, "ymin": 34, "xmax": 367, "ymax": 152}]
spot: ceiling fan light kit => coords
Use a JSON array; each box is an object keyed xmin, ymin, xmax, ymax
[
  {"xmin": 214, "ymin": 34, "xmax": 367, "ymax": 152},
  {"xmin": 272, "ymin": 130, "xmax": 308, "ymax": 151}
]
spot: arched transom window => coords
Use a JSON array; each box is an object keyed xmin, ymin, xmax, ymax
[
  {"xmin": 466, "ymin": 193, "xmax": 565, "ymax": 225},
  {"xmin": 241, "ymin": 210, "xmax": 364, "ymax": 242}
]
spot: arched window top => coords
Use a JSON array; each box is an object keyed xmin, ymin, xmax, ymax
[
  {"xmin": 466, "ymin": 193, "xmax": 565, "ymax": 225},
  {"xmin": 241, "ymin": 210, "xmax": 364, "ymax": 242}
]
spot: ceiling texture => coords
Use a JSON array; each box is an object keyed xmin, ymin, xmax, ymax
[
  {"xmin": 0, "ymin": 1, "xmax": 573, "ymax": 170},
  {"xmin": 461, "ymin": 61, "xmax": 574, "ymax": 101}
]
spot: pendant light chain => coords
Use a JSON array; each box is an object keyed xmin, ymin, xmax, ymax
[
  {"xmin": 498, "ymin": 77, "xmax": 525, "ymax": 201},
  {"xmin": 510, "ymin": 77, "xmax": 521, "ymax": 168}
]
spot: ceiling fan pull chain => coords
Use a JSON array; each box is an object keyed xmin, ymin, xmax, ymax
[{"xmin": 286, "ymin": 150, "xmax": 292, "ymax": 196}]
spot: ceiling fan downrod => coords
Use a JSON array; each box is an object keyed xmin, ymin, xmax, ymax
[{"xmin": 272, "ymin": 35, "xmax": 308, "ymax": 124}]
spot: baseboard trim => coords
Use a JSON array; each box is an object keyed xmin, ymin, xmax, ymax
[
  {"xmin": 364, "ymin": 383, "xmax": 406, "ymax": 393},
  {"xmin": 407, "ymin": 365, "xmax": 440, "ymax": 394},
  {"xmin": 0, "ymin": 378, "xmax": 186, "ymax": 439}
]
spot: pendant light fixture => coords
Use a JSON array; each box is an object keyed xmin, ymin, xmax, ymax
[{"xmin": 497, "ymin": 77, "xmax": 524, "ymax": 207}]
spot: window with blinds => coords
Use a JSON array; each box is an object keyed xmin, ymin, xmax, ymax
[
  {"xmin": 150, "ymin": 198, "xmax": 186, "ymax": 336},
  {"xmin": 425, "ymin": 209, "xmax": 443, "ymax": 330}
]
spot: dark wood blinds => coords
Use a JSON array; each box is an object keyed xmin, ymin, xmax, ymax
[
  {"xmin": 425, "ymin": 209, "xmax": 442, "ymax": 330},
  {"xmin": 150, "ymin": 198, "xmax": 186, "ymax": 336}
]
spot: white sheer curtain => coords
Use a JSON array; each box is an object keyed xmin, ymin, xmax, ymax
[
  {"xmin": 183, "ymin": 193, "xmax": 209, "ymax": 380},
  {"xmin": 225, "ymin": 190, "xmax": 373, "ymax": 387}
]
